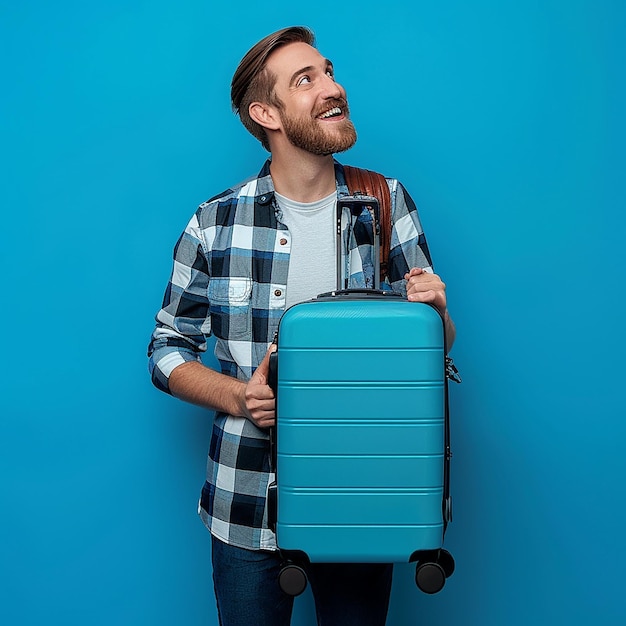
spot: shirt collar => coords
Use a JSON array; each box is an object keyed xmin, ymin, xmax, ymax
[{"xmin": 254, "ymin": 159, "xmax": 351, "ymax": 204}]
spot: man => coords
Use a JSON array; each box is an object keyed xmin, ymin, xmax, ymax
[{"xmin": 148, "ymin": 26, "xmax": 455, "ymax": 626}]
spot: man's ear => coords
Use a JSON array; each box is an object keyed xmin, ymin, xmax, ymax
[{"xmin": 249, "ymin": 102, "xmax": 281, "ymax": 131}]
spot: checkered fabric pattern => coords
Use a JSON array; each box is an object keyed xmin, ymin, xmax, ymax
[{"xmin": 148, "ymin": 159, "xmax": 434, "ymax": 550}]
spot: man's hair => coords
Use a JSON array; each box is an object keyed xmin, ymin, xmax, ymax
[{"xmin": 231, "ymin": 26, "xmax": 315, "ymax": 151}]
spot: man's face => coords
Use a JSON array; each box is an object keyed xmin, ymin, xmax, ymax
[{"xmin": 265, "ymin": 42, "xmax": 357, "ymax": 156}]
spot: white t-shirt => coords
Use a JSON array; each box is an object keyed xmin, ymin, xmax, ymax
[{"xmin": 275, "ymin": 191, "xmax": 337, "ymax": 309}]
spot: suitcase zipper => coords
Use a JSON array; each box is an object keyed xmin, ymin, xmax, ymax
[{"xmin": 445, "ymin": 356, "xmax": 462, "ymax": 383}]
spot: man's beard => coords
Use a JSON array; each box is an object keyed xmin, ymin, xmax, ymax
[{"xmin": 279, "ymin": 99, "xmax": 357, "ymax": 156}]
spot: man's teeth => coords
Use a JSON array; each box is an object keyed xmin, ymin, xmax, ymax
[{"xmin": 320, "ymin": 107, "xmax": 342, "ymax": 119}]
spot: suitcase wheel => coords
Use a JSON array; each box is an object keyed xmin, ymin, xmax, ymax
[
  {"xmin": 410, "ymin": 548, "xmax": 455, "ymax": 593},
  {"xmin": 438, "ymin": 548, "xmax": 455, "ymax": 578},
  {"xmin": 415, "ymin": 561, "xmax": 446, "ymax": 594},
  {"xmin": 278, "ymin": 563, "xmax": 308, "ymax": 597}
]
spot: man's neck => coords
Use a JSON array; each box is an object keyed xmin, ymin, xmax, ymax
[{"xmin": 269, "ymin": 149, "xmax": 337, "ymax": 203}]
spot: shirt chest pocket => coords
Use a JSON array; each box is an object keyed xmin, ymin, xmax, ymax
[{"xmin": 207, "ymin": 277, "xmax": 252, "ymax": 340}]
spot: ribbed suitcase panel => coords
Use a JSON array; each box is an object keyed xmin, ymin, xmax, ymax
[
  {"xmin": 278, "ymin": 384, "xmax": 444, "ymax": 420},
  {"xmin": 278, "ymin": 487, "xmax": 443, "ymax": 524},
  {"xmin": 279, "ymin": 301, "xmax": 444, "ymax": 350},
  {"xmin": 280, "ymin": 348, "xmax": 443, "ymax": 383},
  {"xmin": 276, "ymin": 524, "xmax": 444, "ymax": 563},
  {"xmin": 275, "ymin": 300, "xmax": 446, "ymax": 563},
  {"xmin": 278, "ymin": 421, "xmax": 444, "ymax": 456},
  {"xmin": 278, "ymin": 453, "xmax": 443, "ymax": 489}
]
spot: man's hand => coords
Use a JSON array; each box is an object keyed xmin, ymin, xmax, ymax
[
  {"xmin": 242, "ymin": 344, "xmax": 277, "ymax": 429},
  {"xmin": 405, "ymin": 267, "xmax": 456, "ymax": 349},
  {"xmin": 404, "ymin": 267, "xmax": 447, "ymax": 315}
]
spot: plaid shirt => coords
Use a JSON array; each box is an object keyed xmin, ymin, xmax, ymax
[{"xmin": 148, "ymin": 160, "xmax": 434, "ymax": 550}]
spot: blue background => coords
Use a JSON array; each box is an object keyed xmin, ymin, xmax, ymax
[{"xmin": 1, "ymin": 1, "xmax": 624, "ymax": 624}]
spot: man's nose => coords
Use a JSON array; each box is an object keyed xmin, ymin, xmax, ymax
[{"xmin": 320, "ymin": 74, "xmax": 343, "ymax": 99}]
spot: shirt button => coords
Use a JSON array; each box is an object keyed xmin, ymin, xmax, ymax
[
  {"xmin": 279, "ymin": 238, "xmax": 288, "ymax": 246},
  {"xmin": 274, "ymin": 289, "xmax": 282, "ymax": 297}
]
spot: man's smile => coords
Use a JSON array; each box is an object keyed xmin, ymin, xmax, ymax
[{"xmin": 318, "ymin": 106, "xmax": 344, "ymax": 120}]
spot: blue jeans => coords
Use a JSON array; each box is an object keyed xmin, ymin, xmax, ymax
[{"xmin": 211, "ymin": 536, "xmax": 393, "ymax": 626}]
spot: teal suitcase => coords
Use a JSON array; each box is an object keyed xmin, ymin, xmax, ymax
[{"xmin": 267, "ymin": 196, "xmax": 458, "ymax": 595}]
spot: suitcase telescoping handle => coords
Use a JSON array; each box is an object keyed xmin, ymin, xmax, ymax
[{"xmin": 336, "ymin": 195, "xmax": 381, "ymax": 291}]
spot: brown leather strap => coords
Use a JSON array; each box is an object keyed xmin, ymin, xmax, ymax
[{"xmin": 343, "ymin": 166, "xmax": 391, "ymax": 282}]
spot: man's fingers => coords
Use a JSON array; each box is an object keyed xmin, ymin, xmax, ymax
[
  {"xmin": 407, "ymin": 289, "xmax": 437, "ymax": 302},
  {"xmin": 250, "ymin": 344, "xmax": 277, "ymax": 384},
  {"xmin": 247, "ymin": 401, "xmax": 276, "ymax": 428},
  {"xmin": 245, "ymin": 382, "xmax": 275, "ymax": 408},
  {"xmin": 406, "ymin": 269, "xmax": 445, "ymax": 292},
  {"xmin": 245, "ymin": 345, "xmax": 277, "ymax": 427},
  {"xmin": 254, "ymin": 415, "xmax": 275, "ymax": 428},
  {"xmin": 405, "ymin": 267, "xmax": 426, "ymax": 280}
]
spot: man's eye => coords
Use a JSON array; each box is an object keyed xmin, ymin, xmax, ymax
[
  {"xmin": 326, "ymin": 70, "xmax": 335, "ymax": 80},
  {"xmin": 297, "ymin": 76, "xmax": 311, "ymax": 86}
]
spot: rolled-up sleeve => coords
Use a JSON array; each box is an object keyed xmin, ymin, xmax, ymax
[
  {"xmin": 388, "ymin": 181, "xmax": 434, "ymax": 293},
  {"xmin": 148, "ymin": 214, "xmax": 212, "ymax": 394}
]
